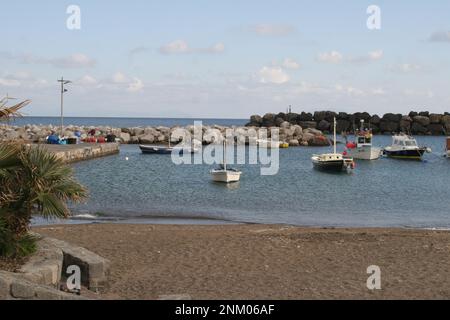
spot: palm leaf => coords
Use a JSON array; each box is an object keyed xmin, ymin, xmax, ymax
[{"xmin": 0, "ymin": 99, "xmax": 31, "ymax": 121}]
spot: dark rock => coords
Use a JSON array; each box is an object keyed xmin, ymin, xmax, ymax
[
  {"xmin": 298, "ymin": 112, "xmax": 313, "ymax": 122},
  {"xmin": 409, "ymin": 111, "xmax": 418, "ymax": 118},
  {"xmin": 275, "ymin": 117, "xmax": 285, "ymax": 127},
  {"xmin": 370, "ymin": 115, "xmax": 381, "ymax": 125},
  {"xmin": 337, "ymin": 112, "xmax": 349, "ymax": 120},
  {"xmin": 250, "ymin": 115, "xmax": 262, "ymax": 124},
  {"xmin": 286, "ymin": 112, "xmax": 299, "ymax": 124},
  {"xmin": 429, "ymin": 114, "xmax": 442, "ymax": 124},
  {"xmin": 382, "ymin": 113, "xmax": 402, "ymax": 122},
  {"xmin": 276, "ymin": 113, "xmax": 287, "ymax": 121},
  {"xmin": 324, "ymin": 111, "xmax": 338, "ymax": 123},
  {"xmin": 313, "ymin": 111, "xmax": 327, "ymax": 122},
  {"xmin": 262, "ymin": 113, "xmax": 276, "ymax": 127},
  {"xmin": 336, "ymin": 120, "xmax": 351, "ymax": 133},
  {"xmin": 380, "ymin": 121, "xmax": 399, "ymax": 133},
  {"xmin": 411, "ymin": 122, "xmax": 428, "ymax": 135},
  {"xmin": 309, "ymin": 135, "xmax": 331, "ymax": 147},
  {"xmin": 371, "ymin": 125, "xmax": 380, "ymax": 134},
  {"xmin": 419, "ymin": 111, "xmax": 430, "ymax": 117},
  {"xmin": 317, "ymin": 120, "xmax": 330, "ymax": 131},
  {"xmin": 298, "ymin": 121, "xmax": 317, "ymax": 129},
  {"xmin": 121, "ymin": 128, "xmax": 132, "ymax": 134},
  {"xmin": 427, "ymin": 124, "xmax": 445, "ymax": 135},
  {"xmin": 413, "ymin": 116, "xmax": 430, "ymax": 127}
]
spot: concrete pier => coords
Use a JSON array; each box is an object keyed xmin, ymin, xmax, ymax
[{"xmin": 38, "ymin": 143, "xmax": 120, "ymax": 163}]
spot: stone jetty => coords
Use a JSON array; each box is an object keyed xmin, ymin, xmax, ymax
[
  {"xmin": 0, "ymin": 122, "xmax": 330, "ymax": 147},
  {"xmin": 246, "ymin": 111, "xmax": 450, "ymax": 136}
]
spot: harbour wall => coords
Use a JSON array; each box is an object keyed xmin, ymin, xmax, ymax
[{"xmin": 246, "ymin": 111, "xmax": 450, "ymax": 135}]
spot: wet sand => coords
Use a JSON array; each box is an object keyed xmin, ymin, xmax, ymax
[{"xmin": 34, "ymin": 224, "xmax": 450, "ymax": 300}]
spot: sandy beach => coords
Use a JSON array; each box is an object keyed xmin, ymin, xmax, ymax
[{"xmin": 33, "ymin": 224, "xmax": 450, "ymax": 300}]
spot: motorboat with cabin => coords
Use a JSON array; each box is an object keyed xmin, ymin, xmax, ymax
[
  {"xmin": 383, "ymin": 134, "xmax": 431, "ymax": 160},
  {"xmin": 344, "ymin": 120, "xmax": 381, "ymax": 160},
  {"xmin": 311, "ymin": 117, "xmax": 355, "ymax": 173}
]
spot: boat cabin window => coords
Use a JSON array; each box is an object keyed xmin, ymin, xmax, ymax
[
  {"xmin": 358, "ymin": 137, "xmax": 365, "ymax": 144},
  {"xmin": 405, "ymin": 140, "xmax": 416, "ymax": 146}
]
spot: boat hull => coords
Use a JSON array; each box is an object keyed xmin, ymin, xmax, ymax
[
  {"xmin": 384, "ymin": 148, "xmax": 426, "ymax": 160},
  {"xmin": 347, "ymin": 146, "xmax": 381, "ymax": 160},
  {"xmin": 312, "ymin": 159, "xmax": 346, "ymax": 172},
  {"xmin": 139, "ymin": 145, "xmax": 196, "ymax": 155},
  {"xmin": 210, "ymin": 170, "xmax": 242, "ymax": 183}
]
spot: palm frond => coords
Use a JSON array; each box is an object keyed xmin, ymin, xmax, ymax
[{"xmin": 0, "ymin": 99, "xmax": 31, "ymax": 121}]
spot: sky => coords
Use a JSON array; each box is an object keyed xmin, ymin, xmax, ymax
[{"xmin": 0, "ymin": 0, "xmax": 450, "ymax": 118}]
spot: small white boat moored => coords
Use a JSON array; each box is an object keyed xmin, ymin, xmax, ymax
[
  {"xmin": 210, "ymin": 141, "xmax": 242, "ymax": 183},
  {"xmin": 345, "ymin": 120, "xmax": 381, "ymax": 160}
]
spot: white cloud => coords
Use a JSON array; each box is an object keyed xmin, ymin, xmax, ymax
[
  {"xmin": 205, "ymin": 42, "xmax": 225, "ymax": 53},
  {"xmin": 159, "ymin": 40, "xmax": 190, "ymax": 54},
  {"xmin": 49, "ymin": 53, "xmax": 96, "ymax": 68},
  {"xmin": 390, "ymin": 63, "xmax": 422, "ymax": 73},
  {"xmin": 317, "ymin": 51, "xmax": 343, "ymax": 64},
  {"xmin": 259, "ymin": 66, "xmax": 290, "ymax": 84},
  {"xmin": 368, "ymin": 50, "xmax": 384, "ymax": 61},
  {"xmin": 250, "ymin": 24, "xmax": 296, "ymax": 36},
  {"xmin": 429, "ymin": 31, "xmax": 450, "ymax": 43},
  {"xmin": 159, "ymin": 40, "xmax": 225, "ymax": 55},
  {"xmin": 0, "ymin": 52, "xmax": 96, "ymax": 68},
  {"xmin": 0, "ymin": 78, "xmax": 21, "ymax": 87},
  {"xmin": 335, "ymin": 84, "xmax": 365, "ymax": 96},
  {"xmin": 78, "ymin": 75, "xmax": 98, "ymax": 86},
  {"xmin": 282, "ymin": 58, "xmax": 300, "ymax": 70},
  {"xmin": 112, "ymin": 72, "xmax": 128, "ymax": 84},
  {"xmin": 127, "ymin": 78, "xmax": 144, "ymax": 93}
]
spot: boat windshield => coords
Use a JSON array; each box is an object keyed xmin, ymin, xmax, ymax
[{"xmin": 405, "ymin": 140, "xmax": 417, "ymax": 146}]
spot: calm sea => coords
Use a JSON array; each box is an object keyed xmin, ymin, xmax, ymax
[
  {"xmin": 9, "ymin": 117, "xmax": 247, "ymax": 127},
  {"xmin": 58, "ymin": 135, "xmax": 450, "ymax": 229}
]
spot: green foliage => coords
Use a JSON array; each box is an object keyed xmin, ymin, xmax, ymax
[
  {"xmin": 0, "ymin": 143, "xmax": 87, "ymax": 258},
  {"xmin": 0, "ymin": 217, "xmax": 37, "ymax": 258}
]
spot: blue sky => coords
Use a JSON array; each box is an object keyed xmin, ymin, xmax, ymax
[{"xmin": 1, "ymin": 0, "xmax": 450, "ymax": 118}]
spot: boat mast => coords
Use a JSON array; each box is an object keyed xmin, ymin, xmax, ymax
[
  {"xmin": 333, "ymin": 117, "xmax": 337, "ymax": 154},
  {"xmin": 223, "ymin": 140, "xmax": 227, "ymax": 171}
]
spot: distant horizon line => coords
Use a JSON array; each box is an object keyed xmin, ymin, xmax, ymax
[{"xmin": 17, "ymin": 116, "xmax": 248, "ymax": 120}]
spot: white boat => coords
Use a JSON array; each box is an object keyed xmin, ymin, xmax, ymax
[
  {"xmin": 311, "ymin": 117, "xmax": 355, "ymax": 173},
  {"xmin": 210, "ymin": 141, "xmax": 242, "ymax": 183},
  {"xmin": 383, "ymin": 134, "xmax": 431, "ymax": 160},
  {"xmin": 345, "ymin": 120, "xmax": 381, "ymax": 160}
]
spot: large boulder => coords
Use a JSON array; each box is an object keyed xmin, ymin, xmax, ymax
[
  {"xmin": 336, "ymin": 120, "xmax": 351, "ymax": 133},
  {"xmin": 120, "ymin": 132, "xmax": 131, "ymax": 144},
  {"xmin": 262, "ymin": 113, "xmax": 276, "ymax": 127},
  {"xmin": 419, "ymin": 111, "xmax": 430, "ymax": 117},
  {"xmin": 429, "ymin": 114, "xmax": 442, "ymax": 124},
  {"xmin": 289, "ymin": 139, "xmax": 300, "ymax": 147},
  {"xmin": 291, "ymin": 125, "xmax": 303, "ymax": 137},
  {"xmin": 250, "ymin": 115, "xmax": 262, "ymax": 125},
  {"xmin": 382, "ymin": 113, "xmax": 402, "ymax": 123},
  {"xmin": 139, "ymin": 134, "xmax": 155, "ymax": 144},
  {"xmin": 309, "ymin": 135, "xmax": 331, "ymax": 147},
  {"xmin": 413, "ymin": 116, "xmax": 430, "ymax": 127},
  {"xmin": 380, "ymin": 121, "xmax": 399, "ymax": 133},
  {"xmin": 337, "ymin": 112, "xmax": 350, "ymax": 120},
  {"xmin": 399, "ymin": 116, "xmax": 412, "ymax": 132},
  {"xmin": 427, "ymin": 124, "xmax": 444, "ymax": 135},
  {"xmin": 303, "ymin": 128, "xmax": 322, "ymax": 136},
  {"xmin": 313, "ymin": 111, "xmax": 327, "ymax": 122},
  {"xmin": 411, "ymin": 122, "xmax": 428, "ymax": 135},
  {"xmin": 274, "ymin": 117, "xmax": 285, "ymax": 127},
  {"xmin": 317, "ymin": 120, "xmax": 330, "ymax": 132},
  {"xmin": 298, "ymin": 112, "xmax": 313, "ymax": 122},
  {"xmin": 409, "ymin": 111, "xmax": 418, "ymax": 118},
  {"xmin": 298, "ymin": 121, "xmax": 317, "ymax": 129},
  {"xmin": 370, "ymin": 115, "xmax": 381, "ymax": 125}
]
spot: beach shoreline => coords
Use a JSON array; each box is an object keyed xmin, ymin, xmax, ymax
[{"xmin": 34, "ymin": 223, "xmax": 450, "ymax": 300}]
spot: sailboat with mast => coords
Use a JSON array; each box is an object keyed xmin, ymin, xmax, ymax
[
  {"xmin": 210, "ymin": 140, "xmax": 242, "ymax": 183},
  {"xmin": 311, "ymin": 118, "xmax": 355, "ymax": 173}
]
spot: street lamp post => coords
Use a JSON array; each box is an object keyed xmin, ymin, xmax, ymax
[{"xmin": 57, "ymin": 77, "xmax": 72, "ymax": 137}]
